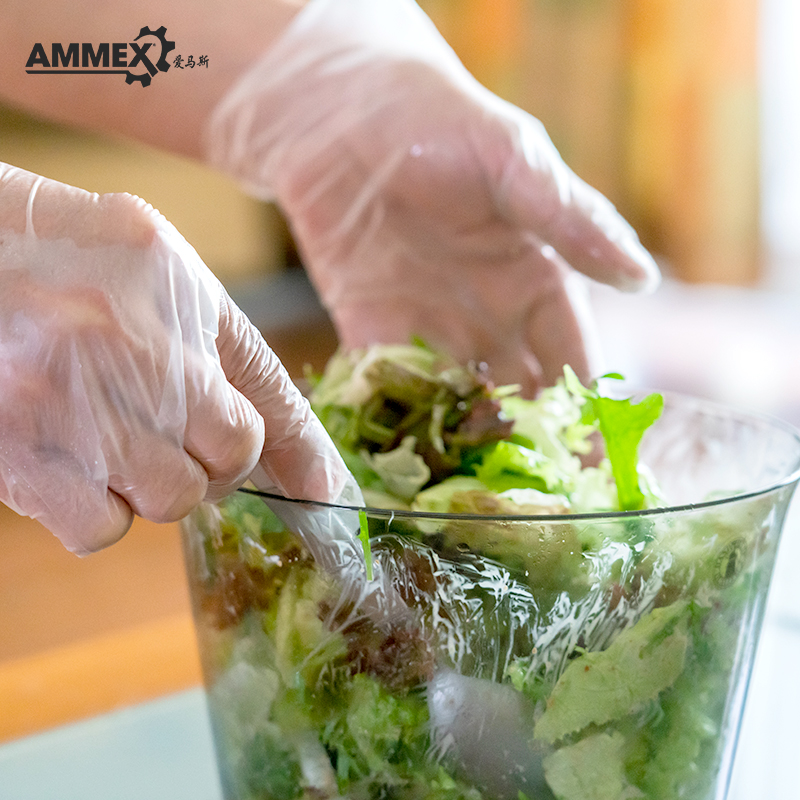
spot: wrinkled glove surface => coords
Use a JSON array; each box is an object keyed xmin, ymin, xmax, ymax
[
  {"xmin": 0, "ymin": 164, "xmax": 347, "ymax": 553},
  {"xmin": 206, "ymin": 0, "xmax": 660, "ymax": 396}
]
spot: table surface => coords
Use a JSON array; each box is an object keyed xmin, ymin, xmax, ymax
[{"xmin": 0, "ymin": 689, "xmax": 223, "ymax": 800}]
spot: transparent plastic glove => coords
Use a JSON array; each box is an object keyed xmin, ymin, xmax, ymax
[
  {"xmin": 0, "ymin": 164, "xmax": 348, "ymax": 554},
  {"xmin": 206, "ymin": 0, "xmax": 660, "ymax": 395},
  {"xmin": 251, "ymin": 468, "xmax": 366, "ymax": 577}
]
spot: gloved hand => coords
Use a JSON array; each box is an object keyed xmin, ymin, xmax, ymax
[
  {"xmin": 0, "ymin": 163, "xmax": 348, "ymax": 554},
  {"xmin": 205, "ymin": 0, "xmax": 660, "ymax": 396}
]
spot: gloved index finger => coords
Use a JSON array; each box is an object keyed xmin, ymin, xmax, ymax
[
  {"xmin": 216, "ymin": 292, "xmax": 350, "ymax": 505},
  {"xmin": 499, "ymin": 114, "xmax": 661, "ymax": 294}
]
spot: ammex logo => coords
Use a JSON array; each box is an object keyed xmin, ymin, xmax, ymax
[{"xmin": 25, "ymin": 26, "xmax": 175, "ymax": 87}]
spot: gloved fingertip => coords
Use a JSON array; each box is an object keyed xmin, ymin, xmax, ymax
[
  {"xmin": 59, "ymin": 494, "xmax": 135, "ymax": 556},
  {"xmin": 250, "ymin": 424, "xmax": 351, "ymax": 506},
  {"xmin": 301, "ymin": 450, "xmax": 352, "ymax": 505},
  {"xmin": 204, "ymin": 476, "xmax": 249, "ymax": 504},
  {"xmin": 187, "ymin": 386, "xmax": 265, "ymax": 505},
  {"xmin": 247, "ymin": 462, "xmax": 274, "ymax": 494},
  {"xmin": 616, "ymin": 237, "xmax": 662, "ymax": 294},
  {"xmin": 130, "ymin": 463, "xmax": 209, "ymax": 525},
  {"xmin": 331, "ymin": 471, "xmax": 365, "ymax": 507},
  {"xmin": 301, "ymin": 419, "xmax": 352, "ymax": 503},
  {"xmin": 256, "ymin": 450, "xmax": 349, "ymax": 505}
]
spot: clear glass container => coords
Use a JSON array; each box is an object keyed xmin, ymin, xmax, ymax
[{"xmin": 181, "ymin": 393, "xmax": 800, "ymax": 800}]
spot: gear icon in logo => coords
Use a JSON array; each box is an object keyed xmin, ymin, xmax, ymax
[{"xmin": 125, "ymin": 25, "xmax": 175, "ymax": 87}]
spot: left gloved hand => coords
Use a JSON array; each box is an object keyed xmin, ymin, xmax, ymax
[
  {"xmin": 0, "ymin": 163, "xmax": 349, "ymax": 553},
  {"xmin": 205, "ymin": 0, "xmax": 659, "ymax": 395}
]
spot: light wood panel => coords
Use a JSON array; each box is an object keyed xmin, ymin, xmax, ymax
[
  {"xmin": 0, "ymin": 506, "xmax": 202, "ymax": 741},
  {"xmin": 0, "ymin": 613, "xmax": 202, "ymax": 743},
  {"xmin": 0, "ymin": 507, "xmax": 192, "ymax": 662}
]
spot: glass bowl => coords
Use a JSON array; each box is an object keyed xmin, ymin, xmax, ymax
[{"xmin": 181, "ymin": 392, "xmax": 800, "ymax": 800}]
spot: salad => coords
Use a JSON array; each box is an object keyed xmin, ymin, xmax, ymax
[{"xmin": 183, "ymin": 342, "xmax": 783, "ymax": 800}]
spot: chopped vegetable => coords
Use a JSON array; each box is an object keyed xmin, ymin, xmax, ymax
[{"xmin": 357, "ymin": 509, "xmax": 373, "ymax": 581}]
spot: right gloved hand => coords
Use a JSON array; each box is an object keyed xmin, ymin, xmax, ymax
[
  {"xmin": 205, "ymin": 0, "xmax": 660, "ymax": 396},
  {"xmin": 0, "ymin": 163, "xmax": 348, "ymax": 554}
]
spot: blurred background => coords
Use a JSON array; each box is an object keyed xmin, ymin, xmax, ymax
[{"xmin": 1, "ymin": 0, "xmax": 799, "ymax": 796}]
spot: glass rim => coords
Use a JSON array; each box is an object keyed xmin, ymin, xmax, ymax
[
  {"xmin": 240, "ymin": 391, "xmax": 800, "ymax": 523},
  {"xmin": 238, "ymin": 480, "xmax": 800, "ymax": 523}
]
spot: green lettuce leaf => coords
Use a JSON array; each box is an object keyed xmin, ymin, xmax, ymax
[
  {"xmin": 270, "ymin": 567, "xmax": 347, "ymax": 686},
  {"xmin": 534, "ymin": 601, "xmax": 689, "ymax": 743},
  {"xmin": 500, "ymin": 386, "xmax": 593, "ymax": 472},
  {"xmin": 542, "ymin": 732, "xmax": 643, "ymax": 800},
  {"xmin": 475, "ymin": 441, "xmax": 569, "ymax": 495},
  {"xmin": 239, "ymin": 728, "xmax": 303, "ymax": 800},
  {"xmin": 412, "ymin": 475, "xmax": 489, "ymax": 514},
  {"xmin": 564, "ymin": 367, "xmax": 664, "ymax": 511},
  {"xmin": 593, "ymin": 393, "xmax": 664, "ymax": 511},
  {"xmin": 318, "ymin": 672, "xmax": 435, "ymax": 792}
]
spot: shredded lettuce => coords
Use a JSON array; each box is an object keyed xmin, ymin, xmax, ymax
[
  {"xmin": 309, "ymin": 344, "xmax": 513, "ymax": 484},
  {"xmin": 331, "ymin": 673, "xmax": 430, "ymax": 778},
  {"xmin": 239, "ymin": 729, "xmax": 304, "ymax": 800},
  {"xmin": 310, "ymin": 345, "xmax": 663, "ymax": 515},
  {"xmin": 412, "ymin": 476, "xmax": 490, "ymax": 514},
  {"xmin": 361, "ymin": 435, "xmax": 431, "ymax": 502}
]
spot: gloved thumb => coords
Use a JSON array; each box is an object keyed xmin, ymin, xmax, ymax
[{"xmin": 215, "ymin": 292, "xmax": 349, "ymax": 503}]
